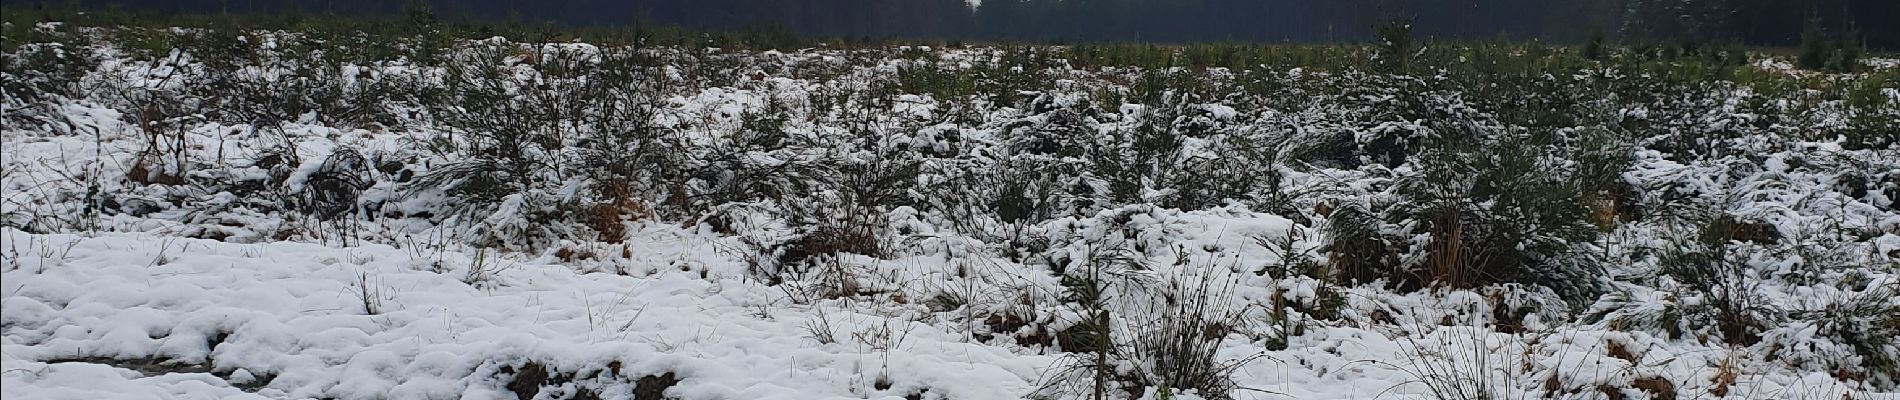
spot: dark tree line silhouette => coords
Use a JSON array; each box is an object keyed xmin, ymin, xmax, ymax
[{"xmin": 21, "ymin": 0, "xmax": 1900, "ymax": 49}]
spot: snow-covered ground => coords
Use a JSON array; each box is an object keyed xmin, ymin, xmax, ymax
[
  {"xmin": 1, "ymin": 226, "xmax": 1051, "ymax": 399},
  {"xmin": 2, "ymin": 224, "xmax": 1887, "ymax": 399},
  {"xmin": 4, "ymin": 26, "xmax": 1899, "ymax": 399}
]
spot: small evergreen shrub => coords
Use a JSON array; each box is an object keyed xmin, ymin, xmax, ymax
[{"xmin": 1322, "ymin": 122, "xmax": 1606, "ymax": 305}]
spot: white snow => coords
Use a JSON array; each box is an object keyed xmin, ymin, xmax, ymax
[{"xmin": 3, "ymin": 34, "xmax": 1897, "ymax": 399}]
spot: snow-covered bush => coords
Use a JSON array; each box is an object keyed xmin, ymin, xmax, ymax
[
  {"xmin": 1036, "ymin": 240, "xmax": 1248, "ymax": 400},
  {"xmin": 1318, "ymin": 122, "xmax": 1606, "ymax": 308},
  {"xmin": 0, "ymin": 24, "xmax": 96, "ymax": 131},
  {"xmin": 409, "ymin": 39, "xmax": 637, "ymax": 249}
]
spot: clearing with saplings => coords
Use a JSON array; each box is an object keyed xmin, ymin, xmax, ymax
[{"xmin": 3, "ymin": 7, "xmax": 1899, "ymax": 400}]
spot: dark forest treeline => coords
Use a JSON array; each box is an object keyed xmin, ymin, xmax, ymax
[{"xmin": 6, "ymin": 0, "xmax": 1896, "ymax": 50}]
